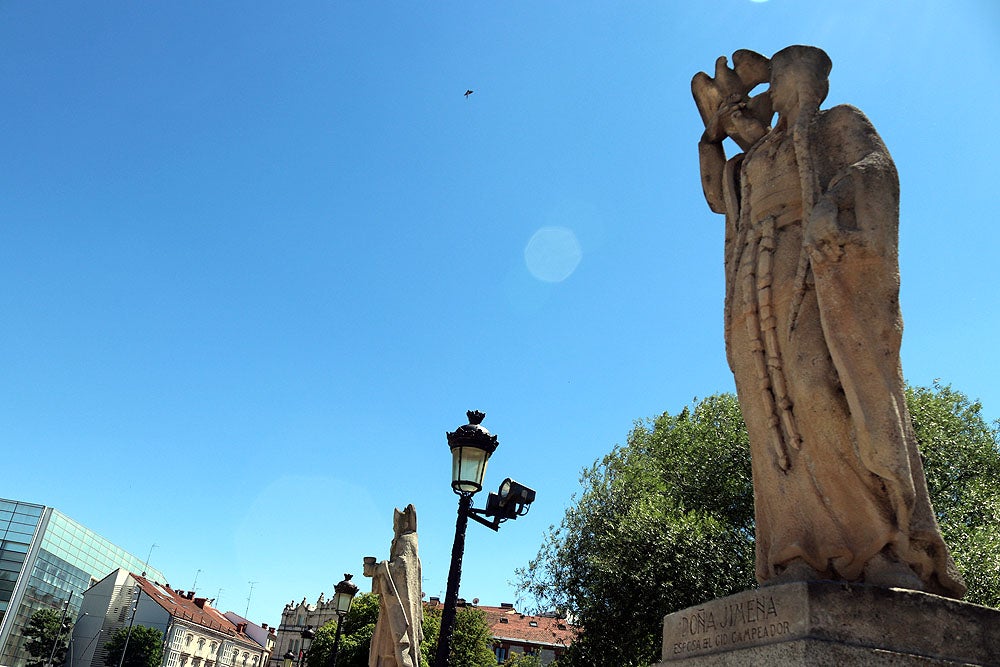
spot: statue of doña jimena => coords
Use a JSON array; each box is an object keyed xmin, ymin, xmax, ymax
[{"xmin": 692, "ymin": 45, "xmax": 964, "ymax": 597}]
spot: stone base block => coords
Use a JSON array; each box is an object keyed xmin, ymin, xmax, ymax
[{"xmin": 654, "ymin": 581, "xmax": 1000, "ymax": 666}]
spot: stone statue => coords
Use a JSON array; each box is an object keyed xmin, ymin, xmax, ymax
[
  {"xmin": 364, "ymin": 504, "xmax": 423, "ymax": 666},
  {"xmin": 692, "ymin": 45, "xmax": 965, "ymax": 597}
]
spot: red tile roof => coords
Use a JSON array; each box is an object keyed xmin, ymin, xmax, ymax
[
  {"xmin": 425, "ymin": 601, "xmax": 575, "ymax": 650},
  {"xmin": 133, "ymin": 573, "xmax": 251, "ymax": 640}
]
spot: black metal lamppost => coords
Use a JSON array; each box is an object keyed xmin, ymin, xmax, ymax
[
  {"xmin": 46, "ymin": 596, "xmax": 72, "ymax": 667},
  {"xmin": 298, "ymin": 625, "xmax": 314, "ymax": 667},
  {"xmin": 283, "ymin": 623, "xmax": 314, "ymax": 667},
  {"xmin": 433, "ymin": 411, "xmax": 536, "ymax": 667},
  {"xmin": 327, "ymin": 574, "xmax": 358, "ymax": 667}
]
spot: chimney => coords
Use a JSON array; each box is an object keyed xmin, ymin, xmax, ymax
[
  {"xmin": 429, "ymin": 597, "xmax": 440, "ymax": 605},
  {"xmin": 194, "ymin": 598, "xmax": 207, "ymax": 609},
  {"xmin": 500, "ymin": 603, "xmax": 514, "ymax": 609}
]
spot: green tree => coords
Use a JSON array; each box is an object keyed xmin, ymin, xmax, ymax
[
  {"xmin": 518, "ymin": 394, "xmax": 754, "ymax": 667},
  {"xmin": 448, "ymin": 607, "xmax": 495, "ymax": 667},
  {"xmin": 419, "ymin": 606, "xmax": 441, "ymax": 667},
  {"xmin": 23, "ymin": 608, "xmax": 72, "ymax": 667},
  {"xmin": 907, "ymin": 382, "xmax": 1000, "ymax": 607},
  {"xmin": 518, "ymin": 386, "xmax": 1000, "ymax": 667},
  {"xmin": 307, "ymin": 594, "xmax": 492, "ymax": 667},
  {"xmin": 502, "ymin": 652, "xmax": 542, "ymax": 667},
  {"xmin": 103, "ymin": 626, "xmax": 163, "ymax": 667},
  {"xmin": 305, "ymin": 593, "xmax": 379, "ymax": 667}
]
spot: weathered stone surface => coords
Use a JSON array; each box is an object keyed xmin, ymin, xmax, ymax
[
  {"xmin": 656, "ymin": 582, "xmax": 1000, "ymax": 666},
  {"xmin": 691, "ymin": 45, "xmax": 964, "ymax": 597},
  {"xmin": 363, "ymin": 504, "xmax": 422, "ymax": 667}
]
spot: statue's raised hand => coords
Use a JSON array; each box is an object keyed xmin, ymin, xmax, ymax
[{"xmin": 704, "ymin": 93, "xmax": 769, "ymax": 150}]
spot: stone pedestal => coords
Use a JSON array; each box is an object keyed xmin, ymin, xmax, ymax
[{"xmin": 655, "ymin": 582, "xmax": 1000, "ymax": 666}]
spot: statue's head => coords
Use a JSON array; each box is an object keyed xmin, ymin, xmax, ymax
[
  {"xmin": 393, "ymin": 504, "xmax": 417, "ymax": 536},
  {"xmin": 390, "ymin": 504, "xmax": 418, "ymax": 559},
  {"xmin": 769, "ymin": 45, "xmax": 832, "ymax": 118}
]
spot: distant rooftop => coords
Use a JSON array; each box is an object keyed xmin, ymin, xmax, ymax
[{"xmin": 424, "ymin": 598, "xmax": 574, "ymax": 648}]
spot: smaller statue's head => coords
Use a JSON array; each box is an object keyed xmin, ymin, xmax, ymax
[
  {"xmin": 389, "ymin": 504, "xmax": 418, "ymax": 559},
  {"xmin": 769, "ymin": 45, "xmax": 832, "ymax": 120},
  {"xmin": 393, "ymin": 504, "xmax": 417, "ymax": 536}
]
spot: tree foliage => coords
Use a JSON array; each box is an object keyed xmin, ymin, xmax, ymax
[
  {"xmin": 305, "ymin": 593, "xmax": 379, "ymax": 667},
  {"xmin": 907, "ymin": 382, "xmax": 1000, "ymax": 607},
  {"xmin": 23, "ymin": 608, "xmax": 72, "ymax": 667},
  {"xmin": 502, "ymin": 652, "xmax": 542, "ymax": 667},
  {"xmin": 518, "ymin": 394, "xmax": 753, "ymax": 667},
  {"xmin": 103, "ymin": 625, "xmax": 163, "ymax": 667},
  {"xmin": 517, "ymin": 385, "xmax": 1000, "ymax": 666},
  {"xmin": 418, "ymin": 606, "xmax": 441, "ymax": 667},
  {"xmin": 305, "ymin": 594, "xmax": 492, "ymax": 667},
  {"xmin": 447, "ymin": 607, "xmax": 495, "ymax": 667}
]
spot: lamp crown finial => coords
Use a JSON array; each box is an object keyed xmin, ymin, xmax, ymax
[{"xmin": 467, "ymin": 410, "xmax": 485, "ymax": 425}]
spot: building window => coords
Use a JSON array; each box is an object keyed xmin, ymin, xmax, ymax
[
  {"xmin": 166, "ymin": 652, "xmax": 178, "ymax": 667},
  {"xmin": 494, "ymin": 646, "xmax": 508, "ymax": 663}
]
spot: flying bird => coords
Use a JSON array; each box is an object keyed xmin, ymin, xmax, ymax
[{"xmin": 464, "ymin": 89, "xmax": 474, "ymax": 98}]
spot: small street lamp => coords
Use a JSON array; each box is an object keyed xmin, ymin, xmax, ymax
[
  {"xmin": 433, "ymin": 411, "xmax": 536, "ymax": 667},
  {"xmin": 328, "ymin": 574, "xmax": 358, "ymax": 667},
  {"xmin": 298, "ymin": 626, "xmax": 314, "ymax": 667},
  {"xmin": 47, "ymin": 595, "xmax": 72, "ymax": 667},
  {"xmin": 282, "ymin": 651, "xmax": 295, "ymax": 667}
]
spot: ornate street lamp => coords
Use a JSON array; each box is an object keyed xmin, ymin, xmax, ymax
[
  {"xmin": 448, "ymin": 410, "xmax": 499, "ymax": 494},
  {"xmin": 298, "ymin": 626, "xmax": 314, "ymax": 667},
  {"xmin": 328, "ymin": 574, "xmax": 358, "ymax": 667},
  {"xmin": 433, "ymin": 411, "xmax": 536, "ymax": 667},
  {"xmin": 282, "ymin": 651, "xmax": 295, "ymax": 667}
]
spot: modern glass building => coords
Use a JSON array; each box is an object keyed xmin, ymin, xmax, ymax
[{"xmin": 0, "ymin": 498, "xmax": 165, "ymax": 667}]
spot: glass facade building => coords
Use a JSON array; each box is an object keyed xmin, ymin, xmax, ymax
[{"xmin": 0, "ymin": 499, "xmax": 165, "ymax": 667}]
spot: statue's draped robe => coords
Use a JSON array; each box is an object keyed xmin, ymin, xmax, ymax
[
  {"xmin": 722, "ymin": 104, "xmax": 964, "ymax": 597},
  {"xmin": 369, "ymin": 533, "xmax": 423, "ymax": 667}
]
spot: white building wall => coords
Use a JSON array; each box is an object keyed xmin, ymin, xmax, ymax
[{"xmin": 71, "ymin": 570, "xmax": 169, "ymax": 667}]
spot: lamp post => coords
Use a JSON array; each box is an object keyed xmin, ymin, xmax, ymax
[
  {"xmin": 433, "ymin": 411, "xmax": 536, "ymax": 667},
  {"xmin": 116, "ymin": 585, "xmax": 141, "ymax": 667},
  {"xmin": 47, "ymin": 595, "xmax": 72, "ymax": 667},
  {"xmin": 298, "ymin": 626, "xmax": 314, "ymax": 667},
  {"xmin": 327, "ymin": 575, "xmax": 357, "ymax": 667}
]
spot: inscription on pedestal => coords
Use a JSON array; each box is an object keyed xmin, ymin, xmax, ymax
[
  {"xmin": 662, "ymin": 589, "xmax": 808, "ymax": 660},
  {"xmin": 659, "ymin": 582, "xmax": 1000, "ymax": 666}
]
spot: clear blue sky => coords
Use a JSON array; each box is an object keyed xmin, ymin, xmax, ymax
[{"xmin": 2, "ymin": 1, "xmax": 997, "ymax": 628}]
